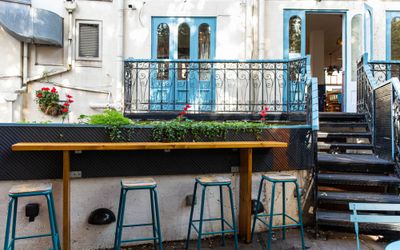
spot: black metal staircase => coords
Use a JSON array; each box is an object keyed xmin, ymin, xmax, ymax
[{"xmin": 315, "ymin": 112, "xmax": 400, "ymax": 236}]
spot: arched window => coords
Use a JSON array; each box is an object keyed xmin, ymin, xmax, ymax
[
  {"xmin": 178, "ymin": 23, "xmax": 190, "ymax": 59},
  {"xmin": 391, "ymin": 17, "xmax": 400, "ymax": 60},
  {"xmin": 157, "ymin": 23, "xmax": 169, "ymax": 59},
  {"xmin": 157, "ymin": 23, "xmax": 169, "ymax": 80},
  {"xmin": 178, "ymin": 23, "xmax": 190, "ymax": 80},
  {"xmin": 351, "ymin": 15, "xmax": 362, "ymax": 81},
  {"xmin": 198, "ymin": 23, "xmax": 210, "ymax": 59},
  {"xmin": 289, "ymin": 16, "xmax": 302, "ymax": 57}
]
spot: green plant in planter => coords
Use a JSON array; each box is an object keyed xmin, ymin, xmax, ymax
[
  {"xmin": 151, "ymin": 120, "xmax": 267, "ymax": 142},
  {"xmin": 84, "ymin": 109, "xmax": 132, "ymax": 141}
]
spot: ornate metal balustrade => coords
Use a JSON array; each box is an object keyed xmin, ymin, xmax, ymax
[
  {"xmin": 357, "ymin": 53, "xmax": 400, "ymax": 176},
  {"xmin": 369, "ymin": 59, "xmax": 400, "ymax": 85},
  {"xmin": 124, "ymin": 57, "xmax": 308, "ymax": 117}
]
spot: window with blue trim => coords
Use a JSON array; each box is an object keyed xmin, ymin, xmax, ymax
[{"xmin": 391, "ymin": 17, "xmax": 400, "ymax": 60}]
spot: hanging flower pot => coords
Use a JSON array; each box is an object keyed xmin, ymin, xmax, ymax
[{"xmin": 35, "ymin": 86, "xmax": 74, "ymax": 121}]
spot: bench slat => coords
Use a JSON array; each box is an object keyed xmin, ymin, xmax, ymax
[
  {"xmin": 349, "ymin": 202, "xmax": 400, "ymax": 211},
  {"xmin": 350, "ymin": 215, "xmax": 400, "ymax": 223}
]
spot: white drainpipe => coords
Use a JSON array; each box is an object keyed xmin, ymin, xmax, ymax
[
  {"xmin": 22, "ymin": 42, "xmax": 28, "ymax": 85},
  {"xmin": 258, "ymin": 0, "xmax": 265, "ymax": 59},
  {"xmin": 115, "ymin": 0, "xmax": 125, "ymax": 110}
]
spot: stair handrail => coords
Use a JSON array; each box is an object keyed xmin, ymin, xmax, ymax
[
  {"xmin": 358, "ymin": 53, "xmax": 400, "ymax": 177},
  {"xmin": 376, "ymin": 77, "xmax": 400, "ymax": 177},
  {"xmin": 357, "ymin": 53, "xmax": 378, "ymax": 146},
  {"xmin": 304, "ymin": 55, "xmax": 320, "ymax": 236}
]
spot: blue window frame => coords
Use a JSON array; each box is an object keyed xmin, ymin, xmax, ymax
[
  {"xmin": 386, "ymin": 11, "xmax": 400, "ymax": 60},
  {"xmin": 151, "ymin": 17, "xmax": 216, "ymax": 111},
  {"xmin": 364, "ymin": 4, "xmax": 373, "ymax": 59}
]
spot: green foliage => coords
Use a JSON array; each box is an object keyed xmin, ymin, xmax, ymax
[
  {"xmin": 80, "ymin": 110, "xmax": 269, "ymax": 142},
  {"xmin": 150, "ymin": 120, "xmax": 266, "ymax": 142},
  {"xmin": 85, "ymin": 109, "xmax": 132, "ymax": 141}
]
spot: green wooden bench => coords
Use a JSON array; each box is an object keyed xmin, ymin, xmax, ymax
[{"xmin": 349, "ymin": 203, "xmax": 400, "ymax": 250}]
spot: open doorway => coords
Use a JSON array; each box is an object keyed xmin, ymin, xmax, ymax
[{"xmin": 306, "ymin": 13, "xmax": 343, "ymax": 112}]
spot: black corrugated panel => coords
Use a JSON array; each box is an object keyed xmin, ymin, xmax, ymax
[{"xmin": 0, "ymin": 124, "xmax": 312, "ymax": 180}]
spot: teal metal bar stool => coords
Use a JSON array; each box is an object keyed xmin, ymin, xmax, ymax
[
  {"xmin": 251, "ymin": 174, "xmax": 305, "ymax": 250},
  {"xmin": 114, "ymin": 178, "xmax": 162, "ymax": 250},
  {"xmin": 185, "ymin": 176, "xmax": 239, "ymax": 250},
  {"xmin": 3, "ymin": 183, "xmax": 60, "ymax": 250}
]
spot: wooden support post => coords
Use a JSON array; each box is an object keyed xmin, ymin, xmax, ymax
[
  {"xmin": 239, "ymin": 148, "xmax": 252, "ymax": 243},
  {"xmin": 63, "ymin": 151, "xmax": 71, "ymax": 250}
]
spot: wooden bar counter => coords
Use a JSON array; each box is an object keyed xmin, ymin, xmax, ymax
[{"xmin": 12, "ymin": 141, "xmax": 287, "ymax": 249}]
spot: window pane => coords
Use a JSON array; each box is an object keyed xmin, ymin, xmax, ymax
[
  {"xmin": 289, "ymin": 16, "xmax": 302, "ymax": 56},
  {"xmin": 178, "ymin": 23, "xmax": 190, "ymax": 80},
  {"xmin": 351, "ymin": 15, "xmax": 362, "ymax": 81},
  {"xmin": 392, "ymin": 17, "xmax": 400, "ymax": 60},
  {"xmin": 79, "ymin": 23, "xmax": 99, "ymax": 58},
  {"xmin": 157, "ymin": 23, "xmax": 169, "ymax": 59},
  {"xmin": 198, "ymin": 23, "xmax": 211, "ymax": 81},
  {"xmin": 198, "ymin": 23, "xmax": 210, "ymax": 59},
  {"xmin": 157, "ymin": 23, "xmax": 169, "ymax": 80}
]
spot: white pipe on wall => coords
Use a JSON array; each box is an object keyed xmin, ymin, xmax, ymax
[
  {"xmin": 67, "ymin": 8, "xmax": 73, "ymax": 68},
  {"xmin": 22, "ymin": 42, "xmax": 28, "ymax": 85},
  {"xmin": 115, "ymin": 0, "xmax": 125, "ymax": 110},
  {"xmin": 258, "ymin": 0, "xmax": 265, "ymax": 59}
]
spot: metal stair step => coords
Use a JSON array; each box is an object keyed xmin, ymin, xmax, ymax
[
  {"xmin": 319, "ymin": 112, "xmax": 366, "ymax": 121},
  {"xmin": 317, "ymin": 210, "xmax": 400, "ymax": 233},
  {"xmin": 318, "ymin": 191, "xmax": 400, "ymax": 204},
  {"xmin": 317, "ymin": 132, "xmax": 371, "ymax": 139},
  {"xmin": 318, "ymin": 142, "xmax": 373, "ymax": 150},
  {"xmin": 318, "ymin": 153, "xmax": 395, "ymax": 173},
  {"xmin": 319, "ymin": 122, "xmax": 368, "ymax": 128},
  {"xmin": 318, "ymin": 173, "xmax": 400, "ymax": 186}
]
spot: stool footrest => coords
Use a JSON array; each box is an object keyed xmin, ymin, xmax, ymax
[
  {"xmin": 255, "ymin": 213, "xmax": 300, "ymax": 228},
  {"xmin": 122, "ymin": 223, "xmax": 154, "ymax": 228},
  {"xmin": 14, "ymin": 233, "xmax": 52, "ymax": 240},
  {"xmin": 121, "ymin": 236, "xmax": 160, "ymax": 244},
  {"xmin": 191, "ymin": 218, "xmax": 234, "ymax": 230}
]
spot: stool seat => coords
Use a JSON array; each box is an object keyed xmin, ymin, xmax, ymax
[
  {"xmin": 262, "ymin": 174, "xmax": 297, "ymax": 181},
  {"xmin": 9, "ymin": 183, "xmax": 52, "ymax": 194},
  {"xmin": 121, "ymin": 178, "xmax": 156, "ymax": 188},
  {"xmin": 196, "ymin": 176, "xmax": 231, "ymax": 185}
]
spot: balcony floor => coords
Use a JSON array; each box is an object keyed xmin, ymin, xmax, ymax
[{"xmin": 117, "ymin": 230, "xmax": 386, "ymax": 249}]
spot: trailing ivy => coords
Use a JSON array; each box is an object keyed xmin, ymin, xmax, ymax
[
  {"xmin": 149, "ymin": 120, "xmax": 267, "ymax": 142},
  {"xmin": 79, "ymin": 109, "xmax": 269, "ymax": 142}
]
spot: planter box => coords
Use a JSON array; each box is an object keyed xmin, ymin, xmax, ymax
[{"xmin": 0, "ymin": 124, "xmax": 313, "ymax": 180}]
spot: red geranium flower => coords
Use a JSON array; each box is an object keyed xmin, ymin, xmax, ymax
[
  {"xmin": 37, "ymin": 93, "xmax": 43, "ymax": 98},
  {"xmin": 66, "ymin": 94, "xmax": 73, "ymax": 99},
  {"xmin": 41, "ymin": 87, "xmax": 50, "ymax": 91},
  {"xmin": 64, "ymin": 103, "xmax": 70, "ymax": 107},
  {"xmin": 68, "ymin": 99, "xmax": 74, "ymax": 103},
  {"xmin": 51, "ymin": 87, "xmax": 57, "ymax": 93},
  {"xmin": 62, "ymin": 108, "xmax": 68, "ymax": 113}
]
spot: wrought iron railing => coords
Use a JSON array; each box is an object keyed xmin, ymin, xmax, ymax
[
  {"xmin": 358, "ymin": 53, "xmax": 400, "ymax": 176},
  {"xmin": 357, "ymin": 54, "xmax": 376, "ymax": 144},
  {"xmin": 123, "ymin": 57, "xmax": 308, "ymax": 116}
]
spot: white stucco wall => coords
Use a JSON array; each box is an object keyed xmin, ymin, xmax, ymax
[
  {"xmin": 1, "ymin": 0, "xmax": 400, "ymax": 120},
  {"xmin": 0, "ymin": 171, "xmax": 309, "ymax": 249}
]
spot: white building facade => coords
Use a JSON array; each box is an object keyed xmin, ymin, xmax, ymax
[
  {"xmin": 0, "ymin": 0, "xmax": 399, "ymax": 249},
  {"xmin": 1, "ymin": 0, "xmax": 400, "ymax": 122}
]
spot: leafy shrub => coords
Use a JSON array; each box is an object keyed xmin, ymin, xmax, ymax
[{"xmin": 85, "ymin": 109, "xmax": 132, "ymax": 141}]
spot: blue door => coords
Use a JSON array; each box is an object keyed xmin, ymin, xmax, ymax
[{"xmin": 151, "ymin": 17, "xmax": 216, "ymax": 111}]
